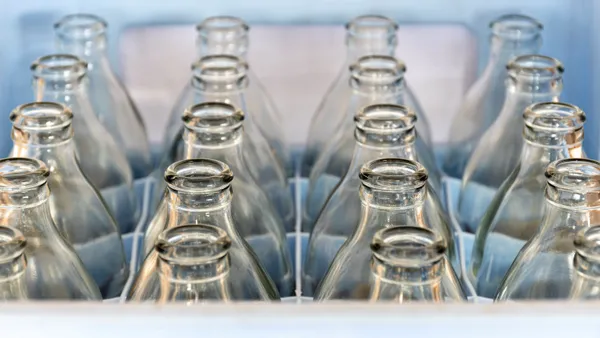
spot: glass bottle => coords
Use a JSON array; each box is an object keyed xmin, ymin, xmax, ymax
[
  {"xmin": 458, "ymin": 55, "xmax": 563, "ymax": 232},
  {"xmin": 569, "ymin": 226, "xmax": 600, "ymax": 300},
  {"xmin": 0, "ymin": 226, "xmax": 28, "ymax": 301},
  {"xmin": 165, "ymin": 54, "xmax": 289, "ymax": 176},
  {"xmin": 367, "ymin": 226, "xmax": 464, "ymax": 302},
  {"xmin": 495, "ymin": 158, "xmax": 600, "ymax": 301},
  {"xmin": 144, "ymin": 158, "xmax": 288, "ymax": 297},
  {"xmin": 132, "ymin": 223, "xmax": 278, "ymax": 302},
  {"xmin": 158, "ymin": 101, "xmax": 294, "ymax": 232},
  {"xmin": 9, "ymin": 102, "xmax": 127, "ymax": 298},
  {"xmin": 303, "ymin": 103, "xmax": 439, "ymax": 232},
  {"xmin": 470, "ymin": 102, "xmax": 586, "ymax": 298},
  {"xmin": 303, "ymin": 54, "xmax": 432, "ymax": 179},
  {"xmin": 0, "ymin": 157, "xmax": 101, "ymax": 300},
  {"xmin": 443, "ymin": 14, "xmax": 543, "ymax": 179},
  {"xmin": 54, "ymin": 14, "xmax": 152, "ymax": 179},
  {"xmin": 31, "ymin": 54, "xmax": 139, "ymax": 234},
  {"xmin": 304, "ymin": 158, "xmax": 458, "ymax": 297}
]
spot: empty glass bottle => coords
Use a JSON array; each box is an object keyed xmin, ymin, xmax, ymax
[
  {"xmin": 303, "ymin": 103, "xmax": 439, "ymax": 232},
  {"xmin": 366, "ymin": 226, "xmax": 465, "ymax": 302},
  {"xmin": 459, "ymin": 55, "xmax": 563, "ymax": 232},
  {"xmin": 569, "ymin": 226, "xmax": 600, "ymax": 300},
  {"xmin": 132, "ymin": 224, "xmax": 278, "ymax": 302},
  {"xmin": 0, "ymin": 157, "xmax": 101, "ymax": 300},
  {"xmin": 164, "ymin": 54, "xmax": 288, "ymax": 176},
  {"xmin": 470, "ymin": 102, "xmax": 586, "ymax": 298},
  {"xmin": 443, "ymin": 14, "xmax": 543, "ymax": 179},
  {"xmin": 0, "ymin": 226, "xmax": 28, "ymax": 301},
  {"xmin": 31, "ymin": 54, "xmax": 139, "ymax": 234},
  {"xmin": 303, "ymin": 158, "xmax": 457, "ymax": 297},
  {"xmin": 54, "ymin": 14, "xmax": 152, "ymax": 179},
  {"xmin": 9, "ymin": 102, "xmax": 127, "ymax": 298},
  {"xmin": 495, "ymin": 158, "xmax": 600, "ymax": 301},
  {"xmin": 144, "ymin": 158, "xmax": 289, "ymax": 297}
]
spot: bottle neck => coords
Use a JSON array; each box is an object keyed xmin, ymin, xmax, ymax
[
  {"xmin": 343, "ymin": 142, "xmax": 418, "ymax": 184},
  {"xmin": 518, "ymin": 137, "xmax": 584, "ymax": 173},
  {"xmin": 487, "ymin": 35, "xmax": 541, "ymax": 69},
  {"xmin": 32, "ymin": 76, "xmax": 86, "ymax": 96},
  {"xmin": 182, "ymin": 132, "xmax": 247, "ymax": 176},
  {"xmin": 350, "ymin": 76, "xmax": 405, "ymax": 96},
  {"xmin": 345, "ymin": 37, "xmax": 396, "ymax": 64},
  {"xmin": 157, "ymin": 254, "xmax": 230, "ymax": 284},
  {"xmin": 0, "ymin": 186, "xmax": 57, "ymax": 237},
  {"xmin": 191, "ymin": 75, "xmax": 248, "ymax": 93},
  {"xmin": 499, "ymin": 82, "xmax": 561, "ymax": 120},
  {"xmin": 57, "ymin": 37, "xmax": 109, "ymax": 68},
  {"xmin": 11, "ymin": 140, "xmax": 81, "ymax": 177}
]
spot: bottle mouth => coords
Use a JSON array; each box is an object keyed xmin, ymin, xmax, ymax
[
  {"xmin": 523, "ymin": 102, "xmax": 585, "ymax": 132},
  {"xmin": 490, "ymin": 14, "xmax": 543, "ymax": 40},
  {"xmin": 30, "ymin": 54, "xmax": 88, "ymax": 81},
  {"xmin": 164, "ymin": 159, "xmax": 233, "ymax": 193},
  {"xmin": 545, "ymin": 159, "xmax": 600, "ymax": 193},
  {"xmin": 0, "ymin": 157, "xmax": 49, "ymax": 193},
  {"xmin": 345, "ymin": 15, "xmax": 398, "ymax": 39},
  {"xmin": 350, "ymin": 55, "xmax": 406, "ymax": 84},
  {"xmin": 54, "ymin": 13, "xmax": 107, "ymax": 41},
  {"xmin": 359, "ymin": 158, "xmax": 428, "ymax": 191},
  {"xmin": 196, "ymin": 16, "xmax": 249, "ymax": 37},
  {"xmin": 10, "ymin": 102, "xmax": 73, "ymax": 132},
  {"xmin": 192, "ymin": 55, "xmax": 248, "ymax": 82},
  {"xmin": 355, "ymin": 104, "xmax": 416, "ymax": 132},
  {"xmin": 0, "ymin": 226, "xmax": 26, "ymax": 263},
  {"xmin": 370, "ymin": 226, "xmax": 446, "ymax": 266},
  {"xmin": 156, "ymin": 224, "xmax": 231, "ymax": 265},
  {"xmin": 507, "ymin": 54, "xmax": 564, "ymax": 80},
  {"xmin": 182, "ymin": 102, "xmax": 244, "ymax": 132}
]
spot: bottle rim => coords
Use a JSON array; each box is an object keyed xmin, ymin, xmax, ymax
[
  {"xmin": 182, "ymin": 102, "xmax": 244, "ymax": 132},
  {"xmin": 0, "ymin": 157, "xmax": 50, "ymax": 193},
  {"xmin": 54, "ymin": 13, "xmax": 107, "ymax": 41},
  {"xmin": 523, "ymin": 102, "xmax": 586, "ymax": 132},
  {"xmin": 350, "ymin": 55, "xmax": 406, "ymax": 83},
  {"xmin": 371, "ymin": 225, "xmax": 446, "ymax": 266},
  {"xmin": 30, "ymin": 54, "xmax": 88, "ymax": 80},
  {"xmin": 355, "ymin": 103, "xmax": 417, "ymax": 133},
  {"xmin": 156, "ymin": 224, "xmax": 231, "ymax": 264},
  {"xmin": 0, "ymin": 226, "xmax": 27, "ymax": 263},
  {"xmin": 345, "ymin": 15, "xmax": 398, "ymax": 38},
  {"xmin": 164, "ymin": 158, "xmax": 234, "ymax": 193},
  {"xmin": 196, "ymin": 16, "xmax": 250, "ymax": 35},
  {"xmin": 191, "ymin": 54, "xmax": 248, "ymax": 80},
  {"xmin": 506, "ymin": 54, "xmax": 564, "ymax": 79},
  {"xmin": 10, "ymin": 102, "xmax": 73, "ymax": 131},
  {"xmin": 490, "ymin": 14, "xmax": 543, "ymax": 40},
  {"xmin": 545, "ymin": 158, "xmax": 600, "ymax": 193},
  {"xmin": 359, "ymin": 158, "xmax": 428, "ymax": 191}
]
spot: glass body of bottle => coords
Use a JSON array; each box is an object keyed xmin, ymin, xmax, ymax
[
  {"xmin": 569, "ymin": 226, "xmax": 600, "ymax": 300},
  {"xmin": 470, "ymin": 102, "xmax": 586, "ymax": 298},
  {"xmin": 9, "ymin": 102, "xmax": 128, "ymax": 298},
  {"xmin": 142, "ymin": 159, "xmax": 281, "ymax": 299},
  {"xmin": 495, "ymin": 158, "xmax": 600, "ymax": 300},
  {"xmin": 304, "ymin": 158, "xmax": 457, "ymax": 297},
  {"xmin": 0, "ymin": 226, "xmax": 29, "ymax": 301},
  {"xmin": 54, "ymin": 14, "xmax": 152, "ymax": 179},
  {"xmin": 443, "ymin": 14, "xmax": 543, "ymax": 179},
  {"xmin": 31, "ymin": 54, "xmax": 139, "ymax": 234},
  {"xmin": 0, "ymin": 157, "xmax": 101, "ymax": 299},
  {"xmin": 303, "ymin": 103, "xmax": 438, "ymax": 233},
  {"xmin": 458, "ymin": 55, "xmax": 564, "ymax": 233}
]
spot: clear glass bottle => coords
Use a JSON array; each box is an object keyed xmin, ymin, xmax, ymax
[
  {"xmin": 165, "ymin": 54, "xmax": 289, "ymax": 176},
  {"xmin": 443, "ymin": 14, "xmax": 543, "ymax": 179},
  {"xmin": 470, "ymin": 102, "xmax": 586, "ymax": 298},
  {"xmin": 569, "ymin": 226, "xmax": 600, "ymax": 300},
  {"xmin": 158, "ymin": 101, "xmax": 294, "ymax": 232},
  {"xmin": 9, "ymin": 102, "xmax": 127, "ymax": 298},
  {"xmin": 304, "ymin": 158, "xmax": 457, "ymax": 297},
  {"xmin": 31, "ymin": 54, "xmax": 139, "ymax": 234},
  {"xmin": 367, "ymin": 226, "xmax": 465, "ymax": 302},
  {"xmin": 458, "ymin": 55, "xmax": 563, "ymax": 232},
  {"xmin": 304, "ymin": 54, "xmax": 432, "ymax": 180},
  {"xmin": 303, "ymin": 103, "xmax": 439, "ymax": 232},
  {"xmin": 132, "ymin": 223, "xmax": 278, "ymax": 302},
  {"xmin": 0, "ymin": 226, "xmax": 28, "ymax": 301},
  {"xmin": 144, "ymin": 158, "xmax": 288, "ymax": 297},
  {"xmin": 54, "ymin": 14, "xmax": 152, "ymax": 179},
  {"xmin": 0, "ymin": 157, "xmax": 101, "ymax": 300},
  {"xmin": 495, "ymin": 158, "xmax": 600, "ymax": 301}
]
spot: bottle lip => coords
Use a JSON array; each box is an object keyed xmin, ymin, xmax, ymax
[
  {"xmin": 523, "ymin": 102, "xmax": 586, "ymax": 132},
  {"xmin": 164, "ymin": 159, "xmax": 233, "ymax": 193},
  {"xmin": 196, "ymin": 16, "xmax": 249, "ymax": 36},
  {"xmin": 156, "ymin": 224, "xmax": 231, "ymax": 264},
  {"xmin": 30, "ymin": 54, "xmax": 88, "ymax": 81},
  {"xmin": 359, "ymin": 158, "xmax": 428, "ymax": 191},
  {"xmin": 575, "ymin": 226, "xmax": 600, "ymax": 264},
  {"xmin": 192, "ymin": 54, "xmax": 248, "ymax": 81},
  {"xmin": 354, "ymin": 104, "xmax": 417, "ymax": 133},
  {"xmin": 182, "ymin": 102, "xmax": 244, "ymax": 132},
  {"xmin": 371, "ymin": 226, "xmax": 446, "ymax": 266},
  {"xmin": 490, "ymin": 14, "xmax": 543, "ymax": 40},
  {"xmin": 345, "ymin": 15, "xmax": 398, "ymax": 39},
  {"xmin": 0, "ymin": 157, "xmax": 50, "ymax": 193},
  {"xmin": 54, "ymin": 13, "xmax": 107, "ymax": 41},
  {"xmin": 10, "ymin": 102, "xmax": 73, "ymax": 131},
  {"xmin": 545, "ymin": 159, "xmax": 600, "ymax": 193},
  {"xmin": 350, "ymin": 55, "xmax": 406, "ymax": 83},
  {"xmin": 0, "ymin": 226, "xmax": 26, "ymax": 263},
  {"xmin": 507, "ymin": 54, "xmax": 564, "ymax": 80}
]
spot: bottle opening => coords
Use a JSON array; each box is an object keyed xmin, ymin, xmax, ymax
[
  {"xmin": 350, "ymin": 55, "xmax": 406, "ymax": 84},
  {"xmin": 196, "ymin": 16, "xmax": 249, "ymax": 36},
  {"xmin": 54, "ymin": 14, "xmax": 107, "ymax": 41},
  {"xmin": 30, "ymin": 54, "xmax": 87, "ymax": 81},
  {"xmin": 507, "ymin": 54, "xmax": 564, "ymax": 80},
  {"xmin": 355, "ymin": 104, "xmax": 416, "ymax": 132},
  {"xmin": 370, "ymin": 226, "xmax": 446, "ymax": 266},
  {"xmin": 359, "ymin": 158, "xmax": 428, "ymax": 191},
  {"xmin": 545, "ymin": 159, "xmax": 600, "ymax": 193},
  {"xmin": 346, "ymin": 15, "xmax": 398, "ymax": 39},
  {"xmin": 182, "ymin": 102, "xmax": 244, "ymax": 132},
  {"xmin": 490, "ymin": 14, "xmax": 543, "ymax": 40},
  {"xmin": 524, "ymin": 102, "xmax": 585, "ymax": 132},
  {"xmin": 156, "ymin": 224, "xmax": 231, "ymax": 265},
  {"xmin": 10, "ymin": 102, "xmax": 73, "ymax": 132},
  {"xmin": 192, "ymin": 55, "xmax": 248, "ymax": 81},
  {"xmin": 0, "ymin": 226, "xmax": 26, "ymax": 264},
  {"xmin": 164, "ymin": 159, "xmax": 233, "ymax": 193},
  {"xmin": 0, "ymin": 157, "xmax": 49, "ymax": 193}
]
